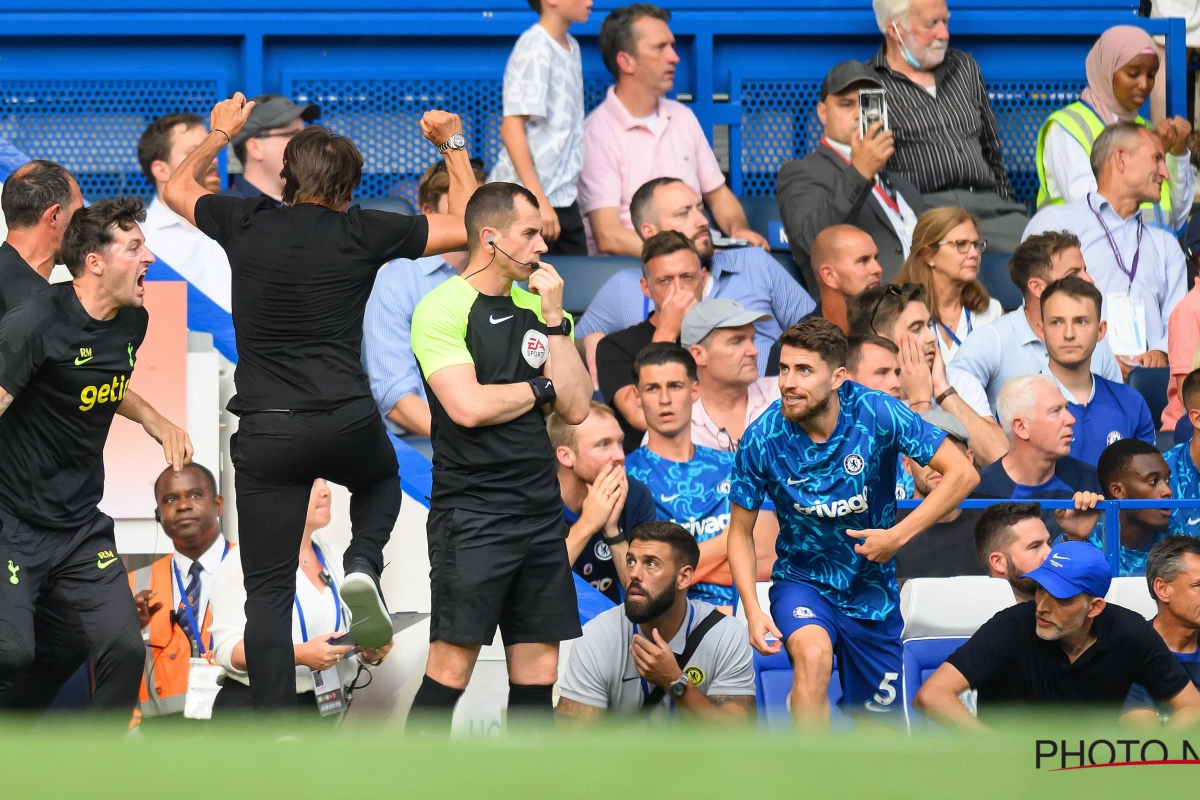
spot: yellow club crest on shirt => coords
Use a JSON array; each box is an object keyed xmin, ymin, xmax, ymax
[{"xmin": 684, "ymin": 666, "xmax": 705, "ymax": 686}]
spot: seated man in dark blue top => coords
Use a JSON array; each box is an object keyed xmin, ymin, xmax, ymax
[
  {"xmin": 1097, "ymin": 439, "xmax": 1173, "ymax": 577},
  {"xmin": 1041, "ymin": 277, "xmax": 1154, "ymax": 465},
  {"xmin": 1126, "ymin": 536, "xmax": 1200, "ymax": 724},
  {"xmin": 550, "ymin": 402, "xmax": 655, "ymax": 603},
  {"xmin": 974, "ymin": 374, "xmax": 1102, "ymax": 542}
]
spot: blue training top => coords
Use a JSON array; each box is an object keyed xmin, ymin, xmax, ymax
[
  {"xmin": 729, "ymin": 382, "xmax": 946, "ymax": 621},
  {"xmin": 624, "ymin": 444, "xmax": 737, "ymax": 606}
]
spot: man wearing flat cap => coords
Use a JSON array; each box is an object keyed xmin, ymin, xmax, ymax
[
  {"xmin": 776, "ymin": 60, "xmax": 926, "ymax": 288},
  {"xmin": 914, "ymin": 540, "xmax": 1200, "ymax": 730},
  {"xmin": 224, "ymin": 94, "xmax": 321, "ymax": 203}
]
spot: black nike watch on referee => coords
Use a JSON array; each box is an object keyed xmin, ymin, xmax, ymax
[
  {"xmin": 546, "ymin": 317, "xmax": 572, "ymax": 337},
  {"xmin": 528, "ymin": 376, "xmax": 556, "ymax": 406}
]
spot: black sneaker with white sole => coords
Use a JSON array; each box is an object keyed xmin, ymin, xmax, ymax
[{"xmin": 341, "ymin": 560, "xmax": 393, "ymax": 650}]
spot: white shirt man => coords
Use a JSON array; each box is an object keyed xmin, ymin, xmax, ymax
[{"xmin": 137, "ymin": 113, "xmax": 231, "ymax": 311}]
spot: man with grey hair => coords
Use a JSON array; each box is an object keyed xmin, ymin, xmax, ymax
[
  {"xmin": 682, "ymin": 298, "xmax": 778, "ymax": 451},
  {"xmin": 867, "ymin": 0, "xmax": 1028, "ymax": 252},
  {"xmin": 1024, "ymin": 122, "xmax": 1186, "ymax": 373},
  {"xmin": 1123, "ymin": 536, "xmax": 1200, "ymax": 722},
  {"xmin": 973, "ymin": 374, "xmax": 1103, "ymax": 542}
]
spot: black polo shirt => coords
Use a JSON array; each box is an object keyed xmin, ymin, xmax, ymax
[
  {"xmin": 595, "ymin": 320, "xmax": 658, "ymax": 455},
  {"xmin": 894, "ymin": 508, "xmax": 985, "ymax": 582},
  {"xmin": 946, "ymin": 602, "xmax": 1190, "ymax": 718}
]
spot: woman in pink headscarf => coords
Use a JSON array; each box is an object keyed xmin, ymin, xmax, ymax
[{"xmin": 1037, "ymin": 24, "xmax": 1193, "ymax": 231}]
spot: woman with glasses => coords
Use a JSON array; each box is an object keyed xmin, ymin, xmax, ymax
[{"xmin": 895, "ymin": 207, "xmax": 1001, "ymax": 362}]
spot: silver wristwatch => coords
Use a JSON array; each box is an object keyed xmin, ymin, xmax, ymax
[
  {"xmin": 668, "ymin": 674, "xmax": 690, "ymax": 698},
  {"xmin": 439, "ymin": 133, "xmax": 466, "ymax": 152}
]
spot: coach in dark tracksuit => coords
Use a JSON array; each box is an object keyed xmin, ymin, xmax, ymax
[
  {"xmin": 776, "ymin": 60, "xmax": 927, "ymax": 289},
  {"xmin": 164, "ymin": 93, "xmax": 475, "ymax": 708}
]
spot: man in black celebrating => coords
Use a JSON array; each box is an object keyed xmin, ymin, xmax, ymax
[
  {"xmin": 409, "ymin": 182, "xmax": 593, "ymax": 732},
  {"xmin": 164, "ymin": 93, "xmax": 475, "ymax": 709},
  {"xmin": 0, "ymin": 197, "xmax": 190, "ymax": 713}
]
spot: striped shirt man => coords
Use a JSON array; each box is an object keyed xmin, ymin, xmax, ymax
[
  {"xmin": 868, "ymin": 46, "xmax": 1014, "ymax": 201},
  {"xmin": 362, "ymin": 255, "xmax": 457, "ymax": 435}
]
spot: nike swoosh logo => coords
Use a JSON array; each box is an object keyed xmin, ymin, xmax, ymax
[
  {"xmin": 74, "ymin": 356, "xmax": 93, "ymax": 365},
  {"xmin": 1188, "ymin": 517, "xmax": 1200, "ymax": 526},
  {"xmin": 786, "ymin": 477, "xmax": 804, "ymax": 486},
  {"xmin": 621, "ymin": 676, "xmax": 640, "ymax": 682},
  {"xmin": 489, "ymin": 315, "xmax": 513, "ymax": 324},
  {"xmin": 96, "ymin": 557, "xmax": 118, "ymax": 569},
  {"xmin": 660, "ymin": 494, "xmax": 680, "ymax": 502}
]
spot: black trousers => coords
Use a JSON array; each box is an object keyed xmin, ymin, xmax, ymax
[
  {"xmin": 0, "ymin": 595, "xmax": 90, "ymax": 709},
  {"xmin": 0, "ymin": 510, "xmax": 143, "ymax": 712},
  {"xmin": 230, "ymin": 398, "xmax": 400, "ymax": 709},
  {"xmin": 546, "ymin": 202, "xmax": 588, "ymax": 256}
]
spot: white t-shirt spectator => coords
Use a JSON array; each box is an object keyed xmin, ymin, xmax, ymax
[
  {"xmin": 209, "ymin": 532, "xmax": 358, "ymax": 693},
  {"xmin": 488, "ymin": 23, "xmax": 585, "ymax": 209},
  {"xmin": 559, "ymin": 599, "xmax": 755, "ymax": 714}
]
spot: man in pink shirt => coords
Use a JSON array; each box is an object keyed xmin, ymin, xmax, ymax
[
  {"xmin": 579, "ymin": 4, "xmax": 768, "ymax": 255},
  {"xmin": 1164, "ymin": 276, "xmax": 1200, "ymax": 430},
  {"xmin": 681, "ymin": 298, "xmax": 780, "ymax": 451}
]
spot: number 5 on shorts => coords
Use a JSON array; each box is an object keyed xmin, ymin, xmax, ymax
[{"xmin": 873, "ymin": 672, "xmax": 899, "ymax": 706}]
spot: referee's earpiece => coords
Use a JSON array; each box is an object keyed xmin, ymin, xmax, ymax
[{"xmin": 487, "ymin": 236, "xmax": 495, "ymax": 247}]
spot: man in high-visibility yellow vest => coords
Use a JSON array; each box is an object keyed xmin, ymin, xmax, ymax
[{"xmin": 1035, "ymin": 25, "xmax": 1193, "ymax": 232}]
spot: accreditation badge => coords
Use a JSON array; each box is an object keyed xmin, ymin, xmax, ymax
[
  {"xmin": 310, "ymin": 666, "xmax": 346, "ymax": 717},
  {"xmin": 1104, "ymin": 292, "xmax": 1147, "ymax": 357},
  {"xmin": 183, "ymin": 658, "xmax": 224, "ymax": 720}
]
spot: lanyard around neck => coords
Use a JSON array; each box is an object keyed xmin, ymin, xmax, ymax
[
  {"xmin": 294, "ymin": 542, "xmax": 342, "ymax": 643},
  {"xmin": 1088, "ymin": 195, "xmax": 1143, "ymax": 289},
  {"xmin": 820, "ymin": 137, "xmax": 901, "ymax": 214},
  {"xmin": 171, "ymin": 540, "xmax": 231, "ymax": 656}
]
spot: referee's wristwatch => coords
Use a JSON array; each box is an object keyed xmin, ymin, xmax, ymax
[
  {"xmin": 546, "ymin": 317, "xmax": 572, "ymax": 337},
  {"xmin": 667, "ymin": 674, "xmax": 690, "ymax": 699},
  {"xmin": 439, "ymin": 133, "xmax": 466, "ymax": 153}
]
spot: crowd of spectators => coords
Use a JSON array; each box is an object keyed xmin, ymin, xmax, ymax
[{"xmin": 11, "ymin": 0, "xmax": 1200, "ymax": 730}]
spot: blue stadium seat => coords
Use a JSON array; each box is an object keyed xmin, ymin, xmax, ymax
[
  {"xmin": 550, "ymin": 256, "xmax": 642, "ymax": 316},
  {"xmin": 754, "ymin": 649, "xmax": 845, "ymax": 729},
  {"xmin": 901, "ymin": 636, "xmax": 968, "ymax": 730},
  {"xmin": 977, "ymin": 251, "xmax": 1022, "ymax": 312},
  {"xmin": 1127, "ymin": 367, "xmax": 1171, "ymax": 431},
  {"xmin": 351, "ymin": 195, "xmax": 416, "ymax": 216},
  {"xmin": 739, "ymin": 195, "xmax": 783, "ymax": 250},
  {"xmin": 1176, "ymin": 422, "xmax": 1194, "ymax": 446}
]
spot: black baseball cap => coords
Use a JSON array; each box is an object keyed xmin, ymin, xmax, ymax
[
  {"xmin": 231, "ymin": 94, "xmax": 321, "ymax": 148},
  {"xmin": 819, "ymin": 60, "xmax": 882, "ymax": 101}
]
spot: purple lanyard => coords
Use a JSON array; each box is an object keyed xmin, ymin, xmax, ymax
[{"xmin": 1089, "ymin": 196, "xmax": 1142, "ymax": 289}]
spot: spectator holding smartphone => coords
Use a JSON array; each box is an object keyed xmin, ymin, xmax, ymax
[{"xmin": 489, "ymin": 0, "xmax": 592, "ymax": 255}]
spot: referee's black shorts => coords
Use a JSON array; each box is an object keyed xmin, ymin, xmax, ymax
[{"xmin": 427, "ymin": 507, "xmax": 581, "ymax": 646}]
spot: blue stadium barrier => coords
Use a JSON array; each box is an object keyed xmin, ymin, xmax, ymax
[
  {"xmin": 0, "ymin": 1, "xmax": 1181, "ymax": 210},
  {"xmin": 552, "ymin": 256, "xmax": 642, "ymax": 317}
]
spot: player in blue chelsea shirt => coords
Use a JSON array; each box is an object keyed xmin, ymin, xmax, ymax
[
  {"xmin": 624, "ymin": 343, "xmax": 776, "ymax": 608},
  {"xmin": 1166, "ymin": 368, "xmax": 1200, "ymax": 537},
  {"xmin": 727, "ymin": 319, "xmax": 978, "ymax": 726}
]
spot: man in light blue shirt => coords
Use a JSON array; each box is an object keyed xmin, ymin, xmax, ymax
[
  {"xmin": 361, "ymin": 161, "xmax": 482, "ymax": 436},
  {"xmin": 953, "ymin": 230, "xmax": 1122, "ymax": 412},
  {"xmin": 1022, "ymin": 123, "xmax": 1186, "ymax": 368},
  {"xmin": 577, "ymin": 178, "xmax": 814, "ymax": 376}
]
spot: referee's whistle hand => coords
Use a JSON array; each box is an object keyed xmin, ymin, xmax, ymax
[{"xmin": 528, "ymin": 264, "xmax": 565, "ymax": 325}]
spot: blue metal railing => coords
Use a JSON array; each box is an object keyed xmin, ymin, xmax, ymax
[{"xmin": 897, "ymin": 497, "xmax": 1200, "ymax": 577}]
